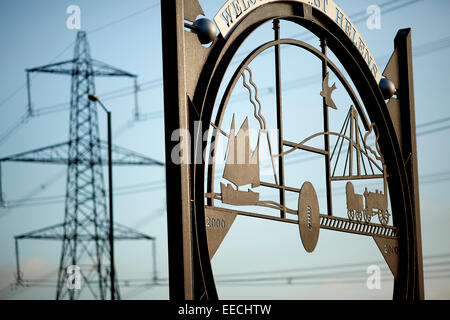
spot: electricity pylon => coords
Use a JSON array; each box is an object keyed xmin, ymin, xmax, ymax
[{"xmin": 0, "ymin": 31, "xmax": 163, "ymax": 300}]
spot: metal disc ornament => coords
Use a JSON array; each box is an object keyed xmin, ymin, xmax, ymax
[{"xmin": 298, "ymin": 181, "xmax": 320, "ymax": 253}]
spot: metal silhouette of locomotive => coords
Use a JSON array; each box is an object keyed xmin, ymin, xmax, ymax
[{"xmin": 346, "ymin": 182, "xmax": 389, "ymax": 226}]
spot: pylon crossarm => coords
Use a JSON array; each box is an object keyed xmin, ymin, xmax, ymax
[
  {"xmin": 0, "ymin": 140, "xmax": 164, "ymax": 166},
  {"xmin": 0, "ymin": 141, "xmax": 70, "ymax": 164},
  {"xmin": 27, "ymin": 58, "xmax": 137, "ymax": 78},
  {"xmin": 27, "ymin": 59, "xmax": 77, "ymax": 75},
  {"xmin": 90, "ymin": 59, "xmax": 137, "ymax": 78},
  {"xmin": 110, "ymin": 222, "xmax": 155, "ymax": 240},
  {"xmin": 15, "ymin": 221, "xmax": 155, "ymax": 241},
  {"xmin": 15, "ymin": 223, "xmax": 66, "ymax": 240},
  {"xmin": 99, "ymin": 140, "xmax": 164, "ymax": 166}
]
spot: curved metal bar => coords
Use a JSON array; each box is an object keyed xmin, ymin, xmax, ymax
[
  {"xmin": 245, "ymin": 67, "xmax": 267, "ymax": 129},
  {"xmin": 241, "ymin": 68, "xmax": 264, "ymax": 129}
]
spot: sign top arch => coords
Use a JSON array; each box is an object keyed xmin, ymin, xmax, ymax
[{"xmin": 214, "ymin": 0, "xmax": 381, "ymax": 82}]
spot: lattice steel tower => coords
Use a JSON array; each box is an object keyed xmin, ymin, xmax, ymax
[{"xmin": 1, "ymin": 31, "xmax": 163, "ymax": 300}]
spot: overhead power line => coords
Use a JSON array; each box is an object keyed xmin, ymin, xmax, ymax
[
  {"xmin": 29, "ymin": 78, "xmax": 163, "ymax": 118},
  {"xmin": 0, "ymin": 1, "xmax": 160, "ymax": 110},
  {"xmin": 0, "ymin": 178, "xmax": 166, "ymax": 212},
  {"xmin": 24, "ymin": 0, "xmax": 432, "ymax": 121},
  {"xmin": 24, "ymin": 30, "xmax": 450, "ymax": 135},
  {"xmin": 5, "ymin": 253, "xmax": 449, "ymax": 298},
  {"xmin": 1, "ymin": 116, "xmax": 449, "ymax": 213},
  {"xmin": 0, "ymin": 1, "xmax": 162, "ymax": 150},
  {"xmin": 2, "ymin": 169, "xmax": 449, "ymax": 212},
  {"xmin": 232, "ymin": 0, "xmax": 424, "ymax": 62},
  {"xmin": 86, "ymin": 2, "xmax": 159, "ymax": 34},
  {"xmin": 1, "ymin": 3, "xmax": 447, "ymax": 150},
  {"xmin": 0, "ymin": 40, "xmax": 76, "ymax": 111},
  {"xmin": 212, "ymin": 253, "xmax": 450, "ymax": 279},
  {"xmin": 105, "ymin": 33, "xmax": 450, "ymax": 127}
]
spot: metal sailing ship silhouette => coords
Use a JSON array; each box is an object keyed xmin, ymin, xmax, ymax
[
  {"xmin": 221, "ymin": 115, "xmax": 260, "ymax": 206},
  {"xmin": 220, "ymin": 66, "xmax": 279, "ymax": 207}
]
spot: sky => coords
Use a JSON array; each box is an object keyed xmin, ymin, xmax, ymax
[{"xmin": 0, "ymin": 0, "xmax": 450, "ymax": 300}]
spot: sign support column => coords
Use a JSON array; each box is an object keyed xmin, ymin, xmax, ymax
[
  {"xmin": 394, "ymin": 28, "xmax": 424, "ymax": 300},
  {"xmin": 160, "ymin": 0, "xmax": 194, "ymax": 300}
]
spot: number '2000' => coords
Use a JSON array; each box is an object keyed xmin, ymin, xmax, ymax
[{"xmin": 205, "ymin": 217, "xmax": 226, "ymax": 229}]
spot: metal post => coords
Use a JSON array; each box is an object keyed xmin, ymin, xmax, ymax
[
  {"xmin": 320, "ymin": 38, "xmax": 333, "ymax": 216},
  {"xmin": 106, "ymin": 110, "xmax": 115, "ymax": 300},
  {"xmin": 394, "ymin": 28, "xmax": 424, "ymax": 299},
  {"xmin": 89, "ymin": 95, "xmax": 116, "ymax": 300},
  {"xmin": 160, "ymin": 0, "xmax": 194, "ymax": 300},
  {"xmin": 273, "ymin": 19, "xmax": 286, "ymax": 219},
  {"xmin": 349, "ymin": 106, "xmax": 354, "ymax": 176},
  {"xmin": 354, "ymin": 108, "xmax": 361, "ymax": 176},
  {"xmin": 14, "ymin": 237, "xmax": 22, "ymax": 284}
]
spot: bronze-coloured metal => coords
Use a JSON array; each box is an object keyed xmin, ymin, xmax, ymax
[
  {"xmin": 205, "ymin": 206, "xmax": 237, "ymax": 259},
  {"xmin": 373, "ymin": 236, "xmax": 399, "ymax": 280},
  {"xmin": 273, "ymin": 19, "xmax": 286, "ymax": 219},
  {"xmin": 346, "ymin": 182, "xmax": 390, "ymax": 226},
  {"xmin": 205, "ymin": 206, "xmax": 398, "ymax": 240},
  {"xmin": 161, "ymin": 0, "xmax": 217, "ymax": 300},
  {"xmin": 330, "ymin": 106, "xmax": 386, "ymax": 181},
  {"xmin": 320, "ymin": 72, "xmax": 338, "ymax": 110},
  {"xmin": 320, "ymin": 39, "xmax": 334, "ymax": 217},
  {"xmin": 298, "ymin": 182, "xmax": 320, "ymax": 253},
  {"xmin": 222, "ymin": 116, "xmax": 260, "ymax": 190},
  {"xmin": 383, "ymin": 28, "xmax": 424, "ymax": 299},
  {"xmin": 161, "ymin": 0, "xmax": 423, "ymax": 300},
  {"xmin": 346, "ymin": 182, "xmax": 364, "ymax": 221}
]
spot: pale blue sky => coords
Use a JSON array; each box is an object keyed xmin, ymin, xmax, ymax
[{"xmin": 0, "ymin": 0, "xmax": 449, "ymax": 300}]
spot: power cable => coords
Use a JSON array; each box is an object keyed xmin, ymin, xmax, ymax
[
  {"xmin": 232, "ymin": 0, "xmax": 424, "ymax": 62},
  {"xmin": 86, "ymin": 2, "xmax": 159, "ymax": 35}
]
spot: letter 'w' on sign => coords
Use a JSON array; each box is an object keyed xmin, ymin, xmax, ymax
[{"xmin": 205, "ymin": 206, "xmax": 237, "ymax": 258}]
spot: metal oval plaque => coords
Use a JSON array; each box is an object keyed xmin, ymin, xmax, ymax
[{"xmin": 298, "ymin": 181, "xmax": 320, "ymax": 253}]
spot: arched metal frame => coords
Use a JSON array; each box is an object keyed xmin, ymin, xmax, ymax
[
  {"xmin": 190, "ymin": 2, "xmax": 420, "ymax": 300},
  {"xmin": 160, "ymin": 0, "xmax": 422, "ymax": 301}
]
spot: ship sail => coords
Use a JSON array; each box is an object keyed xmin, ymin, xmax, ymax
[{"xmin": 223, "ymin": 115, "xmax": 260, "ymax": 188}]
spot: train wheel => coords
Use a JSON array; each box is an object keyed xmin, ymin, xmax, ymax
[
  {"xmin": 363, "ymin": 211, "xmax": 372, "ymax": 223},
  {"xmin": 347, "ymin": 209, "xmax": 355, "ymax": 220},
  {"xmin": 378, "ymin": 210, "xmax": 389, "ymax": 226},
  {"xmin": 355, "ymin": 210, "xmax": 363, "ymax": 222}
]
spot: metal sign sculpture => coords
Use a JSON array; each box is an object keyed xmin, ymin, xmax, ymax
[{"xmin": 160, "ymin": 0, "xmax": 424, "ymax": 300}]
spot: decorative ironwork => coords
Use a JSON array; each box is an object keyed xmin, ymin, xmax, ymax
[
  {"xmin": 320, "ymin": 72, "xmax": 338, "ymax": 110},
  {"xmin": 203, "ymin": 206, "xmax": 398, "ymax": 240},
  {"xmin": 206, "ymin": 38, "xmax": 393, "ymax": 235},
  {"xmin": 161, "ymin": 0, "xmax": 424, "ymax": 300}
]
